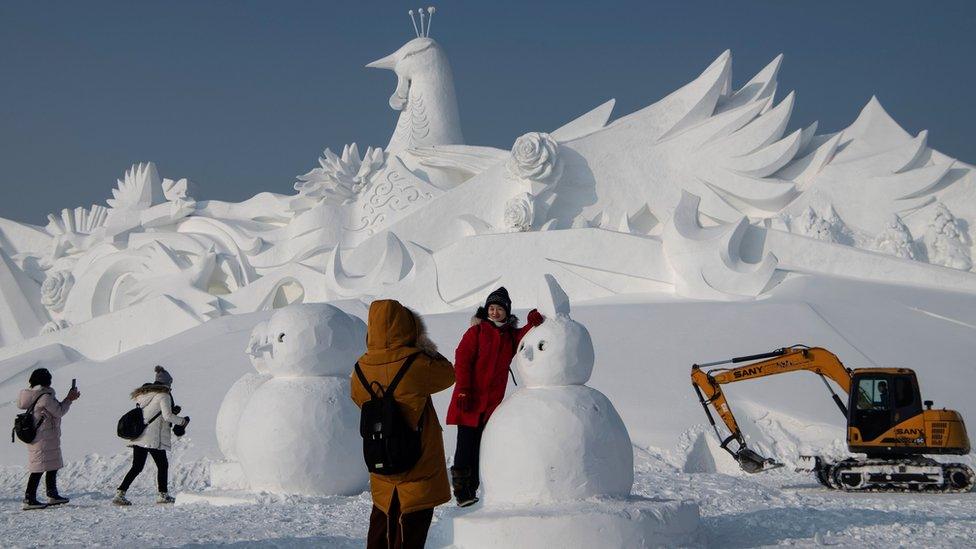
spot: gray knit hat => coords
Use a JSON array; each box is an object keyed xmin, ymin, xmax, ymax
[{"xmin": 154, "ymin": 365, "xmax": 173, "ymax": 386}]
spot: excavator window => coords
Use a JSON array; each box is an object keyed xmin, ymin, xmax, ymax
[
  {"xmin": 855, "ymin": 378, "xmax": 889, "ymax": 411},
  {"xmin": 852, "ymin": 376, "xmax": 894, "ymax": 442},
  {"xmin": 894, "ymin": 376, "xmax": 916, "ymax": 408}
]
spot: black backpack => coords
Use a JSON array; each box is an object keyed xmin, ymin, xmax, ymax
[
  {"xmin": 117, "ymin": 403, "xmax": 163, "ymax": 440},
  {"xmin": 355, "ymin": 353, "xmax": 423, "ymax": 475},
  {"xmin": 11, "ymin": 393, "xmax": 46, "ymax": 444}
]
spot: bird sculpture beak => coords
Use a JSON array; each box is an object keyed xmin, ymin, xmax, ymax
[{"xmin": 366, "ymin": 52, "xmax": 397, "ymax": 70}]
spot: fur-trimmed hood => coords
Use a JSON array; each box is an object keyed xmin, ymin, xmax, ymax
[
  {"xmin": 359, "ymin": 299, "xmax": 439, "ymax": 365},
  {"xmin": 130, "ymin": 383, "xmax": 172, "ymax": 400},
  {"xmin": 472, "ymin": 307, "xmax": 520, "ymax": 329}
]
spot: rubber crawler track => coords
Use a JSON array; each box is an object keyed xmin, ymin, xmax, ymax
[{"xmin": 815, "ymin": 458, "xmax": 975, "ymax": 493}]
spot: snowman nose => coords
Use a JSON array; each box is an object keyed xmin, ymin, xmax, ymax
[{"xmin": 246, "ymin": 341, "xmax": 272, "ymax": 358}]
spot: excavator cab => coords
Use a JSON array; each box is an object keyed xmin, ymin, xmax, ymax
[{"xmin": 848, "ymin": 369, "xmax": 922, "ymax": 446}]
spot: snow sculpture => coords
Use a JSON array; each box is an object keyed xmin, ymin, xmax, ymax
[
  {"xmin": 923, "ymin": 203, "xmax": 973, "ymax": 271},
  {"xmin": 40, "ymin": 271, "xmax": 73, "ymax": 312},
  {"xmin": 214, "ymin": 320, "xmax": 273, "ymax": 461},
  {"xmin": 221, "ymin": 304, "xmax": 369, "ymax": 496},
  {"xmin": 503, "ymin": 193, "xmax": 534, "ymax": 232},
  {"xmin": 3, "ymin": 7, "xmax": 976, "ymax": 365},
  {"xmin": 790, "ymin": 204, "xmax": 854, "ymax": 245},
  {"xmin": 873, "ymin": 214, "xmax": 917, "ymax": 260},
  {"xmin": 293, "ymin": 143, "xmax": 386, "ymax": 209},
  {"xmin": 663, "ymin": 191, "xmax": 778, "ymax": 300},
  {"xmin": 367, "ymin": 6, "xmax": 462, "ymax": 155},
  {"xmin": 443, "ymin": 275, "xmax": 701, "ymax": 548},
  {"xmin": 508, "ymin": 132, "xmax": 563, "ymax": 190}
]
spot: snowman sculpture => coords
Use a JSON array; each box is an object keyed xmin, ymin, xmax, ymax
[
  {"xmin": 213, "ymin": 303, "xmax": 369, "ymax": 496},
  {"xmin": 214, "ymin": 319, "xmax": 273, "ymax": 463},
  {"xmin": 443, "ymin": 275, "xmax": 701, "ymax": 548}
]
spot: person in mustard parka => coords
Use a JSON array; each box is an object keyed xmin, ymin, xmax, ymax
[{"xmin": 351, "ymin": 299, "xmax": 455, "ymax": 549}]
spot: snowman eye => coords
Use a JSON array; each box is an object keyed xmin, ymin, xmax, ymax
[
  {"xmin": 518, "ymin": 342, "xmax": 524, "ymax": 352},
  {"xmin": 277, "ymin": 333, "xmax": 286, "ymax": 343},
  {"xmin": 537, "ymin": 340, "xmax": 547, "ymax": 351}
]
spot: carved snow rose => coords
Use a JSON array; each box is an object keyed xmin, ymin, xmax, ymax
[
  {"xmin": 40, "ymin": 271, "xmax": 74, "ymax": 312},
  {"xmin": 508, "ymin": 132, "xmax": 561, "ymax": 184},
  {"xmin": 41, "ymin": 319, "xmax": 69, "ymax": 334},
  {"xmin": 504, "ymin": 193, "xmax": 535, "ymax": 232}
]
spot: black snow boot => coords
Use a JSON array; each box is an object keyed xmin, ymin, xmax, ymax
[
  {"xmin": 450, "ymin": 467, "xmax": 479, "ymax": 507},
  {"xmin": 22, "ymin": 497, "xmax": 47, "ymax": 511},
  {"xmin": 46, "ymin": 493, "xmax": 69, "ymax": 506}
]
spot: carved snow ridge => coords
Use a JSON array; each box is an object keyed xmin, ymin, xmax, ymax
[{"xmin": 663, "ymin": 191, "xmax": 778, "ymax": 300}]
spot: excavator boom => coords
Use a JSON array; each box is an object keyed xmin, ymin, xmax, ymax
[{"xmin": 691, "ymin": 346, "xmax": 852, "ymax": 472}]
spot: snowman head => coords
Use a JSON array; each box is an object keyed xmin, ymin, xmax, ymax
[
  {"xmin": 514, "ymin": 275, "xmax": 595, "ymax": 387},
  {"xmin": 244, "ymin": 320, "xmax": 273, "ymax": 374},
  {"xmin": 251, "ymin": 303, "xmax": 367, "ymax": 377}
]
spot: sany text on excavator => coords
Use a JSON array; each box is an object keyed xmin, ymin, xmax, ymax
[{"xmin": 691, "ymin": 345, "xmax": 974, "ymax": 492}]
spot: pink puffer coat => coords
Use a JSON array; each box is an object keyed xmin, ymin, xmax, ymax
[{"xmin": 17, "ymin": 387, "xmax": 72, "ymax": 473}]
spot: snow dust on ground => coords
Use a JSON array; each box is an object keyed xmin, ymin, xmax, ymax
[{"xmin": 2, "ymin": 449, "xmax": 975, "ymax": 547}]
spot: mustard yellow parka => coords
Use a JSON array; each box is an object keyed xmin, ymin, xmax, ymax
[{"xmin": 350, "ymin": 300, "xmax": 456, "ymax": 514}]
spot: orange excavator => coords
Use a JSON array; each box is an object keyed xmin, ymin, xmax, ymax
[{"xmin": 691, "ymin": 345, "xmax": 974, "ymax": 492}]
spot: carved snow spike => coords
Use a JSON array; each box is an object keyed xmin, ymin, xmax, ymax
[
  {"xmin": 426, "ymin": 6, "xmax": 435, "ymax": 37},
  {"xmin": 408, "ymin": 10, "xmax": 420, "ymax": 38}
]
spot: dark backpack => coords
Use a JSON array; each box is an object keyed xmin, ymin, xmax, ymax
[
  {"xmin": 355, "ymin": 353, "xmax": 423, "ymax": 475},
  {"xmin": 117, "ymin": 402, "xmax": 163, "ymax": 440},
  {"xmin": 11, "ymin": 393, "xmax": 46, "ymax": 444}
]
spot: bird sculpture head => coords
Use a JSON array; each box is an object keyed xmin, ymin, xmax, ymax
[{"xmin": 366, "ymin": 7, "xmax": 463, "ymax": 154}]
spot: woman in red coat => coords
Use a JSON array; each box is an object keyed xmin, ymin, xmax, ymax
[{"xmin": 446, "ymin": 287, "xmax": 543, "ymax": 506}]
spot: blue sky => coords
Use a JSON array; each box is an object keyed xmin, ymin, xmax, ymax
[{"xmin": 2, "ymin": 1, "xmax": 975, "ymax": 225}]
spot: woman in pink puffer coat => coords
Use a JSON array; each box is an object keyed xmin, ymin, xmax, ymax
[{"xmin": 17, "ymin": 368, "xmax": 80, "ymax": 510}]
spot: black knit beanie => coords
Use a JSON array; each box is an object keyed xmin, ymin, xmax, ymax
[
  {"xmin": 28, "ymin": 368, "xmax": 52, "ymax": 388},
  {"xmin": 484, "ymin": 287, "xmax": 512, "ymax": 316}
]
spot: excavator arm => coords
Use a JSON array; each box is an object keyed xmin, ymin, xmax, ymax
[{"xmin": 690, "ymin": 346, "xmax": 853, "ymax": 473}]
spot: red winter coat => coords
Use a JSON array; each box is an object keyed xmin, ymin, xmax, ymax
[{"xmin": 446, "ymin": 309, "xmax": 543, "ymax": 427}]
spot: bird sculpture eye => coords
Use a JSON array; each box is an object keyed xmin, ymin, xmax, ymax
[
  {"xmin": 278, "ymin": 333, "xmax": 286, "ymax": 342},
  {"xmin": 537, "ymin": 340, "xmax": 546, "ymax": 351}
]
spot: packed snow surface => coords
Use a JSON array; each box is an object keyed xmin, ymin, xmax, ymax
[{"xmin": 2, "ymin": 274, "xmax": 976, "ymax": 547}]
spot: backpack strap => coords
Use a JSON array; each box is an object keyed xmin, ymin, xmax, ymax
[
  {"xmin": 142, "ymin": 393, "xmax": 166, "ymax": 426},
  {"xmin": 26, "ymin": 393, "xmax": 45, "ymax": 413},
  {"xmin": 385, "ymin": 353, "xmax": 419, "ymax": 397},
  {"xmin": 355, "ymin": 352, "xmax": 420, "ymax": 400},
  {"xmin": 29, "ymin": 393, "xmax": 47, "ymax": 429},
  {"xmin": 354, "ymin": 363, "xmax": 378, "ymax": 399}
]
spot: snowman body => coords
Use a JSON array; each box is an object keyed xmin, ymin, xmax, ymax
[
  {"xmin": 481, "ymin": 313, "xmax": 634, "ymax": 504},
  {"xmin": 217, "ymin": 303, "xmax": 369, "ymax": 496}
]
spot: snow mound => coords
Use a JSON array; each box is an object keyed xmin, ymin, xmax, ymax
[{"xmin": 435, "ymin": 498, "xmax": 702, "ymax": 548}]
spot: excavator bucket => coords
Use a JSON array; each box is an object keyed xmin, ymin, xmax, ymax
[{"xmin": 736, "ymin": 448, "xmax": 783, "ymax": 473}]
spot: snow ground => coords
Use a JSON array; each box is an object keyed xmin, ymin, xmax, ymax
[
  {"xmin": 2, "ymin": 273, "xmax": 976, "ymax": 547},
  {"xmin": 2, "ymin": 450, "xmax": 974, "ymax": 548}
]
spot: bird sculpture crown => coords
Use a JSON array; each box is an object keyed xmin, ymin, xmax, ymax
[{"xmin": 408, "ymin": 7, "xmax": 436, "ymax": 38}]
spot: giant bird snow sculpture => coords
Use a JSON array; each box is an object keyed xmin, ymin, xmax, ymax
[{"xmin": 1, "ymin": 7, "xmax": 975, "ymax": 356}]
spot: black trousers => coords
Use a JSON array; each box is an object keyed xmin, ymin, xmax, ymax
[
  {"xmin": 453, "ymin": 424, "xmax": 486, "ymax": 488},
  {"xmin": 118, "ymin": 446, "xmax": 169, "ymax": 492},
  {"xmin": 25, "ymin": 470, "xmax": 57, "ymax": 499},
  {"xmin": 367, "ymin": 490, "xmax": 434, "ymax": 549}
]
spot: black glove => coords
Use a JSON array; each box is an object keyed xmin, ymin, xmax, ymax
[
  {"xmin": 173, "ymin": 416, "xmax": 189, "ymax": 437},
  {"xmin": 172, "ymin": 405, "xmax": 182, "ymax": 414}
]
